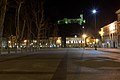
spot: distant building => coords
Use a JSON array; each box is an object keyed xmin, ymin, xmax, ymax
[
  {"xmin": 66, "ymin": 37, "xmax": 83, "ymax": 48},
  {"xmin": 49, "ymin": 37, "xmax": 62, "ymax": 47}
]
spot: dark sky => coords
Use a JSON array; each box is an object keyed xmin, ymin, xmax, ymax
[{"xmin": 44, "ymin": 0, "xmax": 120, "ymax": 36}]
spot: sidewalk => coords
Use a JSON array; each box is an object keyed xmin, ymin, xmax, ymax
[
  {"xmin": 0, "ymin": 50, "xmax": 26, "ymax": 55},
  {"xmin": 98, "ymin": 48, "xmax": 120, "ymax": 53},
  {"xmin": 85, "ymin": 48, "xmax": 120, "ymax": 53}
]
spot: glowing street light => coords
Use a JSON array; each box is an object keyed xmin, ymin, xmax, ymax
[
  {"xmin": 82, "ymin": 34, "xmax": 87, "ymax": 48},
  {"xmin": 99, "ymin": 28, "xmax": 104, "ymax": 41},
  {"xmin": 82, "ymin": 34, "xmax": 87, "ymax": 39},
  {"xmin": 96, "ymin": 39, "xmax": 99, "ymax": 43},
  {"xmin": 56, "ymin": 37, "xmax": 61, "ymax": 45},
  {"xmin": 74, "ymin": 35, "xmax": 77, "ymax": 38},
  {"xmin": 99, "ymin": 30, "xmax": 104, "ymax": 37},
  {"xmin": 92, "ymin": 9, "xmax": 97, "ymax": 14},
  {"xmin": 8, "ymin": 41, "xmax": 11, "ymax": 43},
  {"xmin": 24, "ymin": 40, "xmax": 27, "ymax": 43},
  {"xmin": 56, "ymin": 39, "xmax": 61, "ymax": 44}
]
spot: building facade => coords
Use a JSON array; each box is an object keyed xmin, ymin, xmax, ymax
[
  {"xmin": 66, "ymin": 37, "xmax": 83, "ymax": 48},
  {"xmin": 116, "ymin": 9, "xmax": 120, "ymax": 47},
  {"xmin": 100, "ymin": 9, "xmax": 120, "ymax": 48},
  {"xmin": 100, "ymin": 21, "xmax": 118, "ymax": 48}
]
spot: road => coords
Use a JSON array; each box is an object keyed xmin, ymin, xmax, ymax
[{"xmin": 0, "ymin": 48, "xmax": 120, "ymax": 80}]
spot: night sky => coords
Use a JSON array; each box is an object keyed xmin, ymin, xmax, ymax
[
  {"xmin": 44, "ymin": 0, "xmax": 120, "ymax": 36},
  {"xmin": 3, "ymin": 0, "xmax": 120, "ymax": 37}
]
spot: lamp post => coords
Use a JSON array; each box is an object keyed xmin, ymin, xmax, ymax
[
  {"xmin": 82, "ymin": 34, "xmax": 87, "ymax": 48},
  {"xmin": 92, "ymin": 9, "xmax": 97, "ymax": 50}
]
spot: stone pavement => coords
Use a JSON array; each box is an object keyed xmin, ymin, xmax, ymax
[{"xmin": 0, "ymin": 48, "xmax": 120, "ymax": 80}]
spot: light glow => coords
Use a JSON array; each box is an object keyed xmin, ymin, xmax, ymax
[
  {"xmin": 99, "ymin": 28, "xmax": 104, "ymax": 36},
  {"xmin": 56, "ymin": 38, "xmax": 61, "ymax": 44},
  {"xmin": 82, "ymin": 34, "xmax": 87, "ymax": 39},
  {"xmin": 66, "ymin": 41, "xmax": 69, "ymax": 44},
  {"xmin": 109, "ymin": 22, "xmax": 116, "ymax": 33},
  {"xmin": 8, "ymin": 41, "xmax": 11, "ymax": 43},
  {"xmin": 92, "ymin": 9, "xmax": 97, "ymax": 14},
  {"xmin": 24, "ymin": 40, "xmax": 27, "ymax": 43},
  {"xmin": 74, "ymin": 35, "xmax": 77, "ymax": 38},
  {"xmin": 71, "ymin": 41, "xmax": 73, "ymax": 43},
  {"xmin": 33, "ymin": 40, "xmax": 37, "ymax": 43},
  {"xmin": 96, "ymin": 39, "xmax": 99, "ymax": 43}
]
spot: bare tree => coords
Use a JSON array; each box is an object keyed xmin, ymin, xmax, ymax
[
  {"xmin": 15, "ymin": 0, "xmax": 24, "ymax": 53},
  {"xmin": 31, "ymin": 0, "xmax": 47, "ymax": 50},
  {"xmin": 0, "ymin": 0, "xmax": 7, "ymax": 54},
  {"xmin": 22, "ymin": 2, "xmax": 33, "ymax": 52}
]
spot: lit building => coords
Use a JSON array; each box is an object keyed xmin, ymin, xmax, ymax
[
  {"xmin": 99, "ymin": 9, "xmax": 120, "ymax": 48},
  {"xmin": 100, "ymin": 21, "xmax": 118, "ymax": 48},
  {"xmin": 116, "ymin": 9, "xmax": 120, "ymax": 47},
  {"xmin": 86, "ymin": 37, "xmax": 99, "ymax": 48},
  {"xmin": 66, "ymin": 37, "xmax": 83, "ymax": 48},
  {"xmin": 49, "ymin": 37, "xmax": 62, "ymax": 48}
]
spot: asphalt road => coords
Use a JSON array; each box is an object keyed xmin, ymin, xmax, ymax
[{"xmin": 0, "ymin": 48, "xmax": 120, "ymax": 80}]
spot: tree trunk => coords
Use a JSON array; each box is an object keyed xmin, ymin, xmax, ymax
[
  {"xmin": 20, "ymin": 19, "xmax": 26, "ymax": 53},
  {"xmin": 0, "ymin": 0, "xmax": 7, "ymax": 54},
  {"xmin": 15, "ymin": 2, "xmax": 22, "ymax": 53}
]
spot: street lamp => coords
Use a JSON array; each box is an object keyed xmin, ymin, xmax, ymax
[
  {"xmin": 92, "ymin": 9, "xmax": 97, "ymax": 14},
  {"xmin": 92, "ymin": 9, "xmax": 97, "ymax": 50},
  {"xmin": 82, "ymin": 34, "xmax": 87, "ymax": 48}
]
